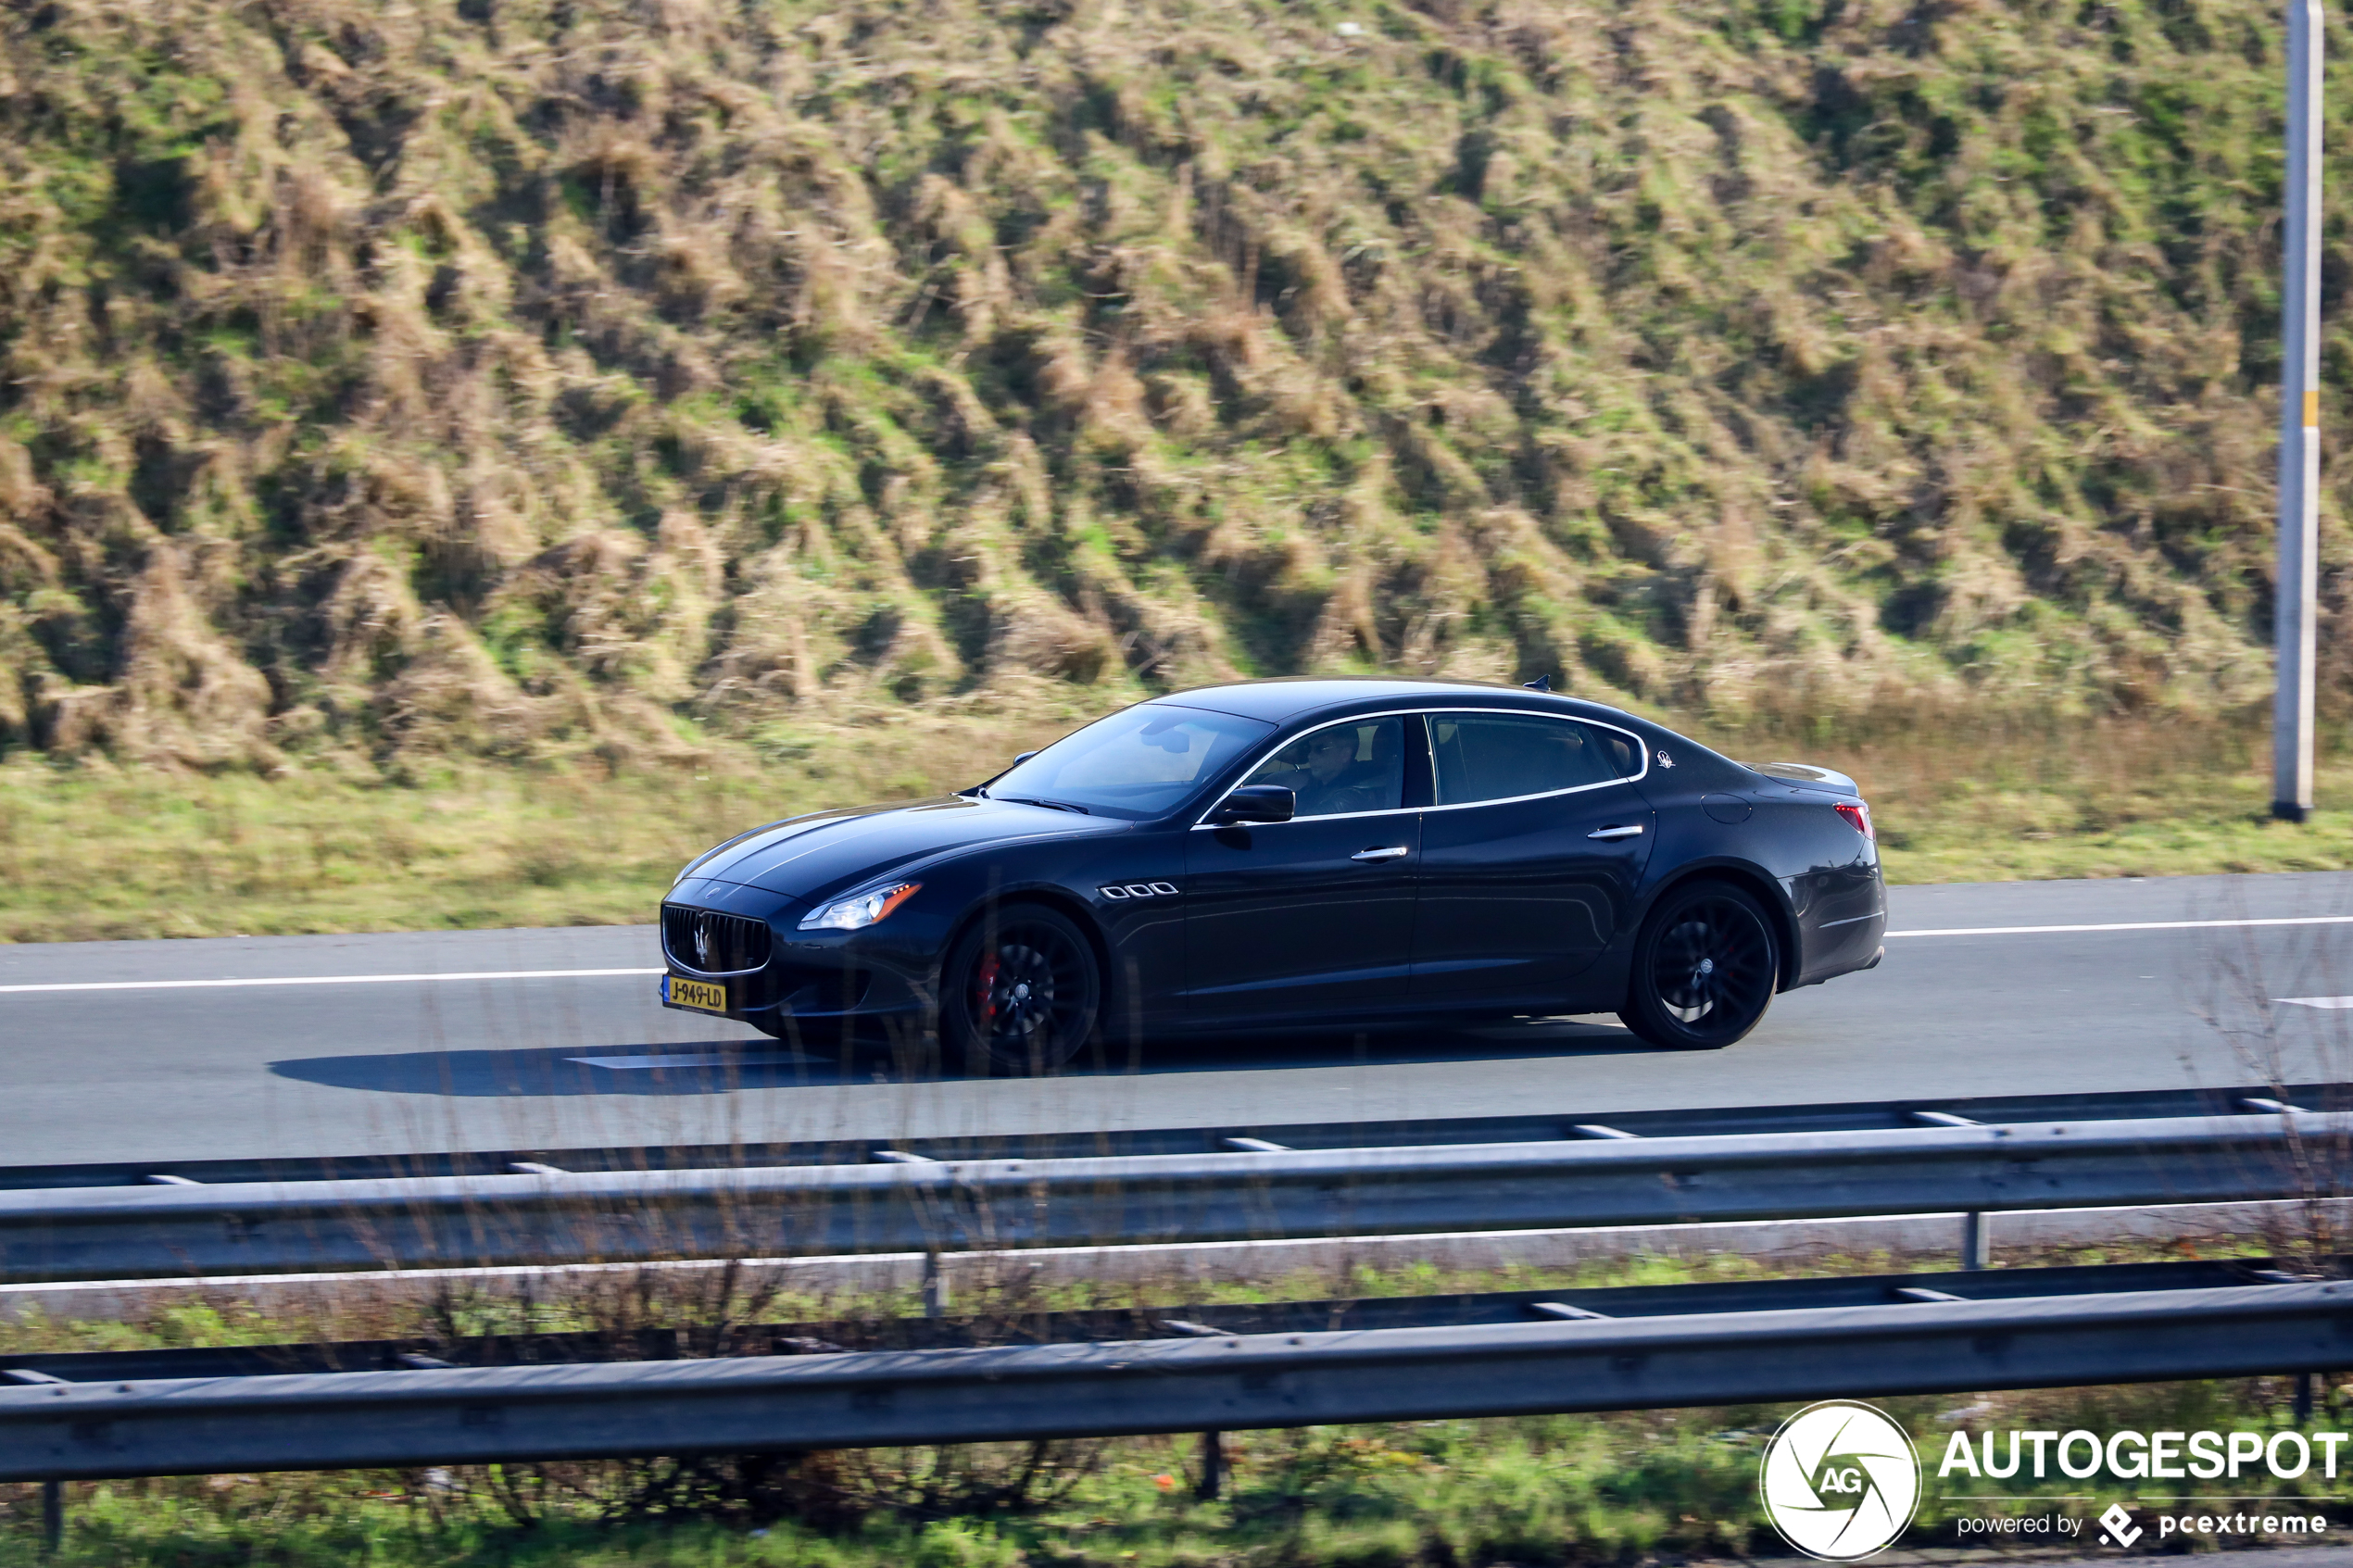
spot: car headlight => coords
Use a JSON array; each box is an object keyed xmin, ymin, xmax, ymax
[{"xmin": 799, "ymin": 883, "xmax": 921, "ymax": 932}]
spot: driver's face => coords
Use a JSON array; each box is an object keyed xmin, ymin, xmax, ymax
[{"xmin": 1305, "ymin": 733, "xmax": 1355, "ymax": 783}]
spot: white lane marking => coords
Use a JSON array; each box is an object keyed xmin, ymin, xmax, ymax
[
  {"xmin": 7, "ymin": 911, "xmax": 2352, "ymax": 989},
  {"xmin": 2277, "ymin": 997, "xmax": 2353, "ymax": 1010},
  {"xmin": 569, "ymin": 1052, "xmax": 815, "ymax": 1070},
  {"xmin": 0, "ymin": 967, "xmax": 663, "ymax": 995},
  {"xmin": 1889, "ymin": 915, "xmax": 2353, "ymax": 938}
]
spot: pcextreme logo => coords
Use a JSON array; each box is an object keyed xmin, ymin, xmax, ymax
[{"xmin": 1759, "ymin": 1400, "xmax": 1923, "ymax": 1561}]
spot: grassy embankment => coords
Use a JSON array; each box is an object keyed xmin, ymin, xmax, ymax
[
  {"xmin": 0, "ymin": 1245, "xmax": 2341, "ymax": 1565},
  {"xmin": 7, "ymin": 0, "xmax": 2353, "ymax": 878}
]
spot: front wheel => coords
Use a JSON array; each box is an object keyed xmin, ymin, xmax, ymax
[
  {"xmin": 940, "ymin": 906, "xmax": 1101, "ymax": 1074},
  {"xmin": 1619, "ymin": 881, "xmax": 1780, "ymax": 1049}
]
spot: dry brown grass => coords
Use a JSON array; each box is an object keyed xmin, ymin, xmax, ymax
[{"xmin": 0, "ymin": 0, "xmax": 2346, "ymax": 781}]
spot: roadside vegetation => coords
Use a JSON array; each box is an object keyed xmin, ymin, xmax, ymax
[
  {"xmin": 0, "ymin": 1242, "xmax": 2339, "ymax": 1566},
  {"xmin": 6, "ymin": 0, "xmax": 2353, "ymax": 809},
  {"xmin": 5, "ymin": 1382, "xmax": 2343, "ymax": 1568},
  {"xmin": 6, "ymin": 0, "xmax": 2353, "ymax": 932},
  {"xmin": 5, "ymin": 700, "xmax": 2350, "ymax": 942}
]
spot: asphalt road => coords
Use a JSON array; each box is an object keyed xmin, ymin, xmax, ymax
[{"xmin": 5, "ymin": 872, "xmax": 2353, "ymax": 1168}]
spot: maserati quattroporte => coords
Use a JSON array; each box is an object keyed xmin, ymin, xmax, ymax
[{"xmin": 660, "ymin": 680, "xmax": 1884, "ymax": 1069}]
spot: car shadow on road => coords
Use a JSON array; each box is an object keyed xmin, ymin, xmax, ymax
[
  {"xmin": 265, "ymin": 1016, "xmax": 1654, "ymax": 1098},
  {"xmin": 268, "ymin": 1041, "xmax": 862, "ymax": 1098}
]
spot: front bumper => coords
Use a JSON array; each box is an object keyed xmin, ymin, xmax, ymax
[
  {"xmin": 659, "ymin": 877, "xmax": 934, "ymax": 1033},
  {"xmin": 656, "ymin": 960, "xmax": 925, "ymax": 1022}
]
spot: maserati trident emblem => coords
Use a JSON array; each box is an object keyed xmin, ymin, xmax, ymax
[{"xmin": 693, "ymin": 917, "xmax": 713, "ymax": 967}]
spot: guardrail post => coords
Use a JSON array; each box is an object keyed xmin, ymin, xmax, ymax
[
  {"xmin": 2296, "ymin": 1372, "xmax": 2318, "ymax": 1423},
  {"xmin": 40, "ymin": 1480, "xmax": 61, "ymax": 1555},
  {"xmin": 1962, "ymin": 1211, "xmax": 1990, "ymax": 1270},
  {"xmin": 923, "ymin": 1250, "xmax": 949, "ymax": 1318},
  {"xmin": 1195, "ymin": 1430, "xmax": 1224, "ymax": 1500}
]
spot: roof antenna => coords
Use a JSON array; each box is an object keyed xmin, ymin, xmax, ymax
[{"xmin": 1523, "ymin": 674, "xmax": 1551, "ymax": 692}]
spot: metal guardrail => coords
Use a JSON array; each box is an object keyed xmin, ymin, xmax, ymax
[
  {"xmin": 6, "ymin": 1276, "xmax": 2352, "ymax": 1481},
  {"xmin": 0, "ymin": 1106, "xmax": 2346, "ymax": 1284},
  {"xmin": 6, "ymin": 1082, "xmax": 2343, "ymax": 1190},
  {"xmin": 0, "ymin": 1255, "xmax": 2296, "ymax": 1380}
]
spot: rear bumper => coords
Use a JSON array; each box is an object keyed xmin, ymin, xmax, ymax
[{"xmin": 1791, "ymin": 903, "xmax": 1887, "ymax": 987}]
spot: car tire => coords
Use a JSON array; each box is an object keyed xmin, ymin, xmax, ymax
[
  {"xmin": 940, "ymin": 905, "xmax": 1102, "ymax": 1074},
  {"xmin": 1619, "ymin": 879, "xmax": 1780, "ymax": 1050}
]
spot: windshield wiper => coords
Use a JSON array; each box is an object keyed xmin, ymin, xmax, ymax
[{"xmin": 998, "ymin": 795, "xmax": 1091, "ymax": 815}]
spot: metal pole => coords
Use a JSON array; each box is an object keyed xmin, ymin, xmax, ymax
[
  {"xmin": 922, "ymin": 1250, "xmax": 949, "ymax": 1318},
  {"xmin": 1196, "ymin": 1430, "xmax": 1225, "ymax": 1500},
  {"xmin": 2276, "ymin": 0, "xmax": 2324, "ymax": 822},
  {"xmin": 1961, "ymin": 1210, "xmax": 1990, "ymax": 1271},
  {"xmin": 40, "ymin": 1480, "xmax": 61, "ymax": 1554}
]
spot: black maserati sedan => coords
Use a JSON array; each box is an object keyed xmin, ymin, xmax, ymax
[{"xmin": 660, "ymin": 679, "xmax": 1884, "ymax": 1070}]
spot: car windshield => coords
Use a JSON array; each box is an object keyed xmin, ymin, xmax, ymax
[{"xmin": 984, "ymin": 703, "xmax": 1274, "ymax": 820}]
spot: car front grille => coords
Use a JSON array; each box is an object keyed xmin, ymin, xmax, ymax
[{"xmin": 661, "ymin": 905, "xmax": 773, "ymax": 974}]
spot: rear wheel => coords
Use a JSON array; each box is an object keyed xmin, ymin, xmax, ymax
[
  {"xmin": 940, "ymin": 906, "xmax": 1101, "ymax": 1074},
  {"xmin": 1619, "ymin": 880, "xmax": 1779, "ymax": 1049}
]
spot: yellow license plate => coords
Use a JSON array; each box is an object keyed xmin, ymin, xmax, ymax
[{"xmin": 665, "ymin": 975, "xmax": 729, "ymax": 1013}]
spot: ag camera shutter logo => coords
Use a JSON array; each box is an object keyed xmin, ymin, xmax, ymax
[{"xmin": 1759, "ymin": 1400, "xmax": 1921, "ymax": 1561}]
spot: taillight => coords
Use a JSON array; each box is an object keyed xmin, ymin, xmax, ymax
[{"xmin": 1835, "ymin": 801, "xmax": 1873, "ymax": 840}]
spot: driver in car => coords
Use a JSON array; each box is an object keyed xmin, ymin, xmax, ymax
[{"xmin": 1269, "ymin": 728, "xmax": 1387, "ymax": 817}]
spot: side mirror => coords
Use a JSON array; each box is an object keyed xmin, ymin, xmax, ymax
[
  {"xmin": 1012, "ymin": 751, "xmax": 1038, "ymax": 766},
  {"xmin": 1215, "ymin": 784, "xmax": 1295, "ymax": 824}
]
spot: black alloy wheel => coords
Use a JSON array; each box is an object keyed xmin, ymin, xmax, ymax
[
  {"xmin": 941, "ymin": 905, "xmax": 1101, "ymax": 1074},
  {"xmin": 1620, "ymin": 880, "xmax": 1780, "ymax": 1049}
]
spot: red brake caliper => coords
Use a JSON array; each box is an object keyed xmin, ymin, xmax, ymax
[{"xmin": 975, "ymin": 953, "xmax": 1000, "ymax": 1027}]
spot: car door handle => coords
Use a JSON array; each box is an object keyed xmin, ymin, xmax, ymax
[
  {"xmin": 1351, "ymin": 846, "xmax": 1411, "ymax": 862},
  {"xmin": 1588, "ymin": 824, "xmax": 1644, "ymax": 840}
]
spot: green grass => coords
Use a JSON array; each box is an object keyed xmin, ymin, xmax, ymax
[
  {"xmin": 1884, "ymin": 788, "xmax": 2353, "ymax": 884},
  {"xmin": 0, "ymin": 709, "xmax": 1069, "ymax": 942},
  {"xmin": 2, "ymin": 702, "xmax": 2347, "ymax": 943},
  {"xmin": 2, "ymin": 1389, "xmax": 2343, "ymax": 1566},
  {"xmin": 1828, "ymin": 705, "xmax": 2353, "ymax": 884}
]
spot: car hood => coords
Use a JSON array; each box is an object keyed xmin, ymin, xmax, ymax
[{"xmin": 678, "ymin": 795, "xmax": 1120, "ymax": 900}]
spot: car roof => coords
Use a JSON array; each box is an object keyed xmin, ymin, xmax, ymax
[{"xmin": 1149, "ymin": 677, "xmax": 1646, "ymax": 729}]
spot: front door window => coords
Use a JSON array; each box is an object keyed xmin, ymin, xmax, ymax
[
  {"xmin": 1237, "ymin": 718, "xmax": 1407, "ymax": 818},
  {"xmin": 1184, "ymin": 716, "xmax": 1418, "ymax": 1019}
]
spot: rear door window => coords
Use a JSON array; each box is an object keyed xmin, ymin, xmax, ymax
[{"xmin": 1428, "ymin": 714, "xmax": 1632, "ymax": 806}]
